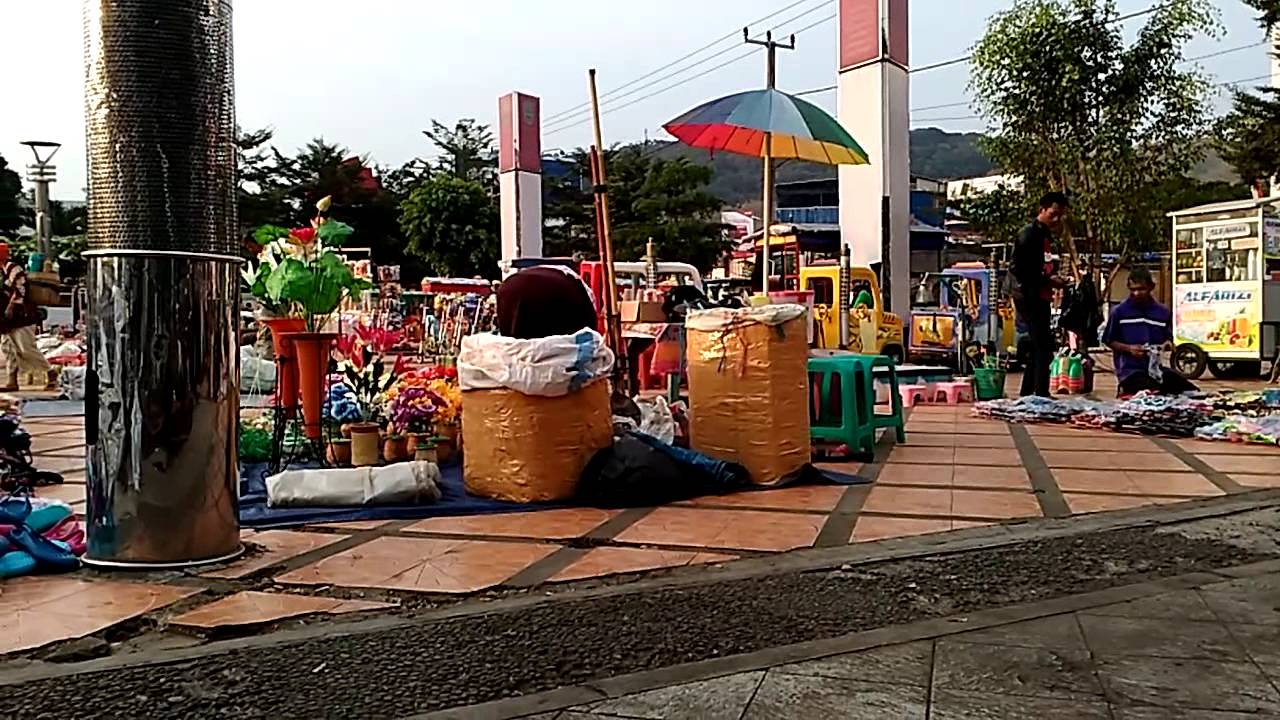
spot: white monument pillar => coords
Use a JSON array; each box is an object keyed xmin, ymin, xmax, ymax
[
  {"xmin": 838, "ymin": 0, "xmax": 910, "ymax": 314},
  {"xmin": 498, "ymin": 92, "xmax": 543, "ymax": 266}
]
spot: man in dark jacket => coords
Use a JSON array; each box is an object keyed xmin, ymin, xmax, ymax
[{"xmin": 1010, "ymin": 192, "xmax": 1071, "ymax": 397}]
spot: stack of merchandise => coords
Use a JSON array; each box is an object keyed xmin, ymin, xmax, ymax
[
  {"xmin": 1080, "ymin": 392, "xmax": 1215, "ymax": 438},
  {"xmin": 1195, "ymin": 415, "xmax": 1280, "ymax": 446},
  {"xmin": 973, "ymin": 395, "xmax": 1103, "ymax": 424},
  {"xmin": 0, "ymin": 497, "xmax": 83, "ymax": 578}
]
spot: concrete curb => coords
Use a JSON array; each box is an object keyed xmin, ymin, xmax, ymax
[{"xmin": 416, "ymin": 558, "xmax": 1280, "ymax": 719}]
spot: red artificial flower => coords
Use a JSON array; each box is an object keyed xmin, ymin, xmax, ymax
[{"xmin": 288, "ymin": 226, "xmax": 317, "ymax": 246}]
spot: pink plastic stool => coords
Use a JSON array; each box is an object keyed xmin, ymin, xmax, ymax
[
  {"xmin": 897, "ymin": 383, "xmax": 930, "ymax": 408},
  {"xmin": 931, "ymin": 380, "xmax": 974, "ymax": 405}
]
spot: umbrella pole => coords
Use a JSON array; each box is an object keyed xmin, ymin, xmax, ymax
[
  {"xmin": 743, "ymin": 28, "xmax": 793, "ymax": 297},
  {"xmin": 587, "ymin": 69, "xmax": 629, "ymax": 395},
  {"xmin": 762, "ymin": 134, "xmax": 773, "ymax": 296}
]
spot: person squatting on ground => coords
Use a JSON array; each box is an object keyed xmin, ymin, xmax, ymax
[
  {"xmin": 0, "ymin": 243, "xmax": 55, "ymax": 392},
  {"xmin": 1102, "ymin": 267, "xmax": 1197, "ymax": 397},
  {"xmin": 1010, "ymin": 191, "xmax": 1072, "ymax": 397}
]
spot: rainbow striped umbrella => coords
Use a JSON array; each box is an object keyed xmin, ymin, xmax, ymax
[{"xmin": 663, "ymin": 88, "xmax": 869, "ymax": 165}]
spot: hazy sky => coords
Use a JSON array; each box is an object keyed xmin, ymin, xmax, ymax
[{"xmin": 0, "ymin": 0, "xmax": 1268, "ymax": 200}]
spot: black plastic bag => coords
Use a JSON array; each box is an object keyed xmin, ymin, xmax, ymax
[{"xmin": 577, "ymin": 433, "xmax": 749, "ymax": 508}]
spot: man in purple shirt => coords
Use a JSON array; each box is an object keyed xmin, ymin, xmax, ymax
[{"xmin": 1101, "ymin": 268, "xmax": 1196, "ymax": 396}]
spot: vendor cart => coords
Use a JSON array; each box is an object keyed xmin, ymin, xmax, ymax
[
  {"xmin": 908, "ymin": 264, "xmax": 1005, "ymax": 372},
  {"xmin": 1169, "ymin": 197, "xmax": 1280, "ymax": 380}
]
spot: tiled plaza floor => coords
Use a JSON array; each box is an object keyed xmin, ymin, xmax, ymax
[{"xmin": 4, "ymin": 372, "xmax": 1279, "ymax": 656}]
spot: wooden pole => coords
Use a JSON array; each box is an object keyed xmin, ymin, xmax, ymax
[{"xmin": 587, "ymin": 69, "xmax": 629, "ymax": 393}]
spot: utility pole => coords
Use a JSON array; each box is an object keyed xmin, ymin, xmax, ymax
[{"xmin": 744, "ymin": 28, "xmax": 794, "ymax": 295}]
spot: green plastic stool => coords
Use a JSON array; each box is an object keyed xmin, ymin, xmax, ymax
[{"xmin": 808, "ymin": 350, "xmax": 906, "ymax": 457}]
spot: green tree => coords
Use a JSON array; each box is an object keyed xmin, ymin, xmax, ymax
[
  {"xmin": 236, "ymin": 126, "xmax": 289, "ymax": 235},
  {"xmin": 542, "ymin": 145, "xmax": 729, "ymax": 269},
  {"xmin": 542, "ymin": 150, "xmax": 598, "ymax": 258},
  {"xmin": 1216, "ymin": 1, "xmax": 1280, "ymax": 187},
  {"xmin": 423, "ymin": 119, "xmax": 496, "ymax": 185},
  {"xmin": 0, "ymin": 154, "xmax": 23, "ymax": 236},
  {"xmin": 615, "ymin": 157, "xmax": 727, "ymax": 268},
  {"xmin": 399, "ymin": 174, "xmax": 499, "ymax": 278},
  {"xmin": 950, "ymin": 183, "xmax": 1032, "ymax": 245},
  {"xmin": 970, "ymin": 0, "xmax": 1218, "ymax": 266}
]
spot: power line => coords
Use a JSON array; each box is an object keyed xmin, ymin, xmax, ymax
[
  {"xmin": 542, "ymin": 0, "xmax": 830, "ymax": 124},
  {"xmin": 794, "ymin": 4, "xmax": 1161, "ymax": 99},
  {"xmin": 545, "ymin": 12, "xmax": 836, "ymax": 137},
  {"xmin": 544, "ymin": 3, "xmax": 831, "ymax": 133}
]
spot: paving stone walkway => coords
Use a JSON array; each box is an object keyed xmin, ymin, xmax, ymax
[
  {"xmin": 520, "ymin": 569, "xmax": 1280, "ymax": 719},
  {"xmin": 6, "ymin": 372, "xmax": 1280, "ymax": 660}
]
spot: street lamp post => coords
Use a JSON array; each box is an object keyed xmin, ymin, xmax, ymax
[{"xmin": 21, "ymin": 140, "xmax": 61, "ymax": 272}]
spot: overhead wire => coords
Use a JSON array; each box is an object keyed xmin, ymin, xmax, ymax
[
  {"xmin": 542, "ymin": 0, "xmax": 833, "ymax": 127},
  {"xmin": 544, "ymin": 11, "xmax": 836, "ymax": 138},
  {"xmin": 793, "ymin": 3, "xmax": 1162, "ymax": 99}
]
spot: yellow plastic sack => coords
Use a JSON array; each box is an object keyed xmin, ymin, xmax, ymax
[
  {"xmin": 462, "ymin": 379, "xmax": 613, "ymax": 502},
  {"xmin": 686, "ymin": 304, "xmax": 810, "ymax": 485}
]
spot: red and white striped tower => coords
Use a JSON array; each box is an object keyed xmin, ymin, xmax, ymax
[
  {"xmin": 498, "ymin": 92, "xmax": 544, "ymax": 267},
  {"xmin": 837, "ymin": 0, "xmax": 910, "ymax": 314}
]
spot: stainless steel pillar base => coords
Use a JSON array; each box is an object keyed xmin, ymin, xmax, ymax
[{"xmin": 83, "ymin": 251, "xmax": 242, "ymax": 568}]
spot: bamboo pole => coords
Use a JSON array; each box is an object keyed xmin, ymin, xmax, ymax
[{"xmin": 587, "ymin": 69, "xmax": 629, "ymax": 393}]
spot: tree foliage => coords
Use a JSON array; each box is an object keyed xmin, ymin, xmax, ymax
[
  {"xmin": 969, "ymin": 0, "xmax": 1218, "ymax": 262},
  {"xmin": 399, "ymin": 174, "xmax": 499, "ymax": 278},
  {"xmin": 950, "ymin": 183, "xmax": 1032, "ymax": 245},
  {"xmin": 543, "ymin": 146, "xmax": 728, "ymax": 268},
  {"xmin": 1216, "ymin": 0, "xmax": 1280, "ymax": 186},
  {"xmin": 423, "ymin": 119, "xmax": 496, "ymax": 186},
  {"xmin": 0, "ymin": 154, "xmax": 22, "ymax": 236}
]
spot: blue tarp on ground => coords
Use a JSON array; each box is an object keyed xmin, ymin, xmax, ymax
[
  {"xmin": 238, "ymin": 461, "xmax": 564, "ymax": 529},
  {"xmin": 238, "ymin": 459, "xmax": 867, "ymax": 529}
]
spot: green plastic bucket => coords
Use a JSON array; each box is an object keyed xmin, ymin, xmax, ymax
[{"xmin": 973, "ymin": 368, "xmax": 1007, "ymax": 401}]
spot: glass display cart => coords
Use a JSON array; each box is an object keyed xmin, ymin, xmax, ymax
[{"xmin": 1168, "ymin": 197, "xmax": 1280, "ymax": 379}]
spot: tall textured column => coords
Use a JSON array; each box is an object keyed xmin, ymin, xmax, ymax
[
  {"xmin": 837, "ymin": 0, "xmax": 910, "ymax": 314},
  {"xmin": 82, "ymin": 0, "xmax": 242, "ymax": 567}
]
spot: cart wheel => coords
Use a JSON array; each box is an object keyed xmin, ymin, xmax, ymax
[
  {"xmin": 1172, "ymin": 344, "xmax": 1207, "ymax": 380},
  {"xmin": 882, "ymin": 345, "xmax": 905, "ymax": 366}
]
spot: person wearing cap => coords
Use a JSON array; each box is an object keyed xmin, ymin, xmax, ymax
[{"xmin": 0, "ymin": 243, "xmax": 57, "ymax": 391}]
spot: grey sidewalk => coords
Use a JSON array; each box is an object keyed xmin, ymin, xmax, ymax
[{"xmin": 521, "ymin": 571, "xmax": 1280, "ymax": 719}]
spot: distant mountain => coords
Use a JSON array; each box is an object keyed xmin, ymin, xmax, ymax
[{"xmin": 644, "ymin": 128, "xmax": 998, "ymax": 206}]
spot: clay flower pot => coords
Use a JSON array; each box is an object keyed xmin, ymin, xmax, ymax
[
  {"xmin": 326, "ymin": 439, "xmax": 352, "ymax": 466},
  {"xmin": 348, "ymin": 422, "xmax": 380, "ymax": 467},
  {"xmin": 383, "ymin": 435, "xmax": 411, "ymax": 463},
  {"xmin": 263, "ymin": 317, "xmax": 306, "ymax": 416},
  {"xmin": 284, "ymin": 331, "xmax": 337, "ymax": 441}
]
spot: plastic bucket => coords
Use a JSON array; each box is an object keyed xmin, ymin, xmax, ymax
[{"xmin": 973, "ymin": 368, "xmax": 1006, "ymax": 400}]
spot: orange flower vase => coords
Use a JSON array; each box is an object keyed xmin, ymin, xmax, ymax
[
  {"xmin": 263, "ymin": 317, "xmax": 306, "ymax": 416},
  {"xmin": 284, "ymin": 331, "xmax": 337, "ymax": 440}
]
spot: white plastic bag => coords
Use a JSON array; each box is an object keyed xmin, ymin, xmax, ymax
[
  {"xmin": 458, "ymin": 328, "xmax": 615, "ymax": 397},
  {"xmin": 266, "ymin": 462, "xmax": 442, "ymax": 507},
  {"xmin": 240, "ymin": 345, "xmax": 277, "ymax": 394},
  {"xmin": 634, "ymin": 395, "xmax": 676, "ymax": 444}
]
